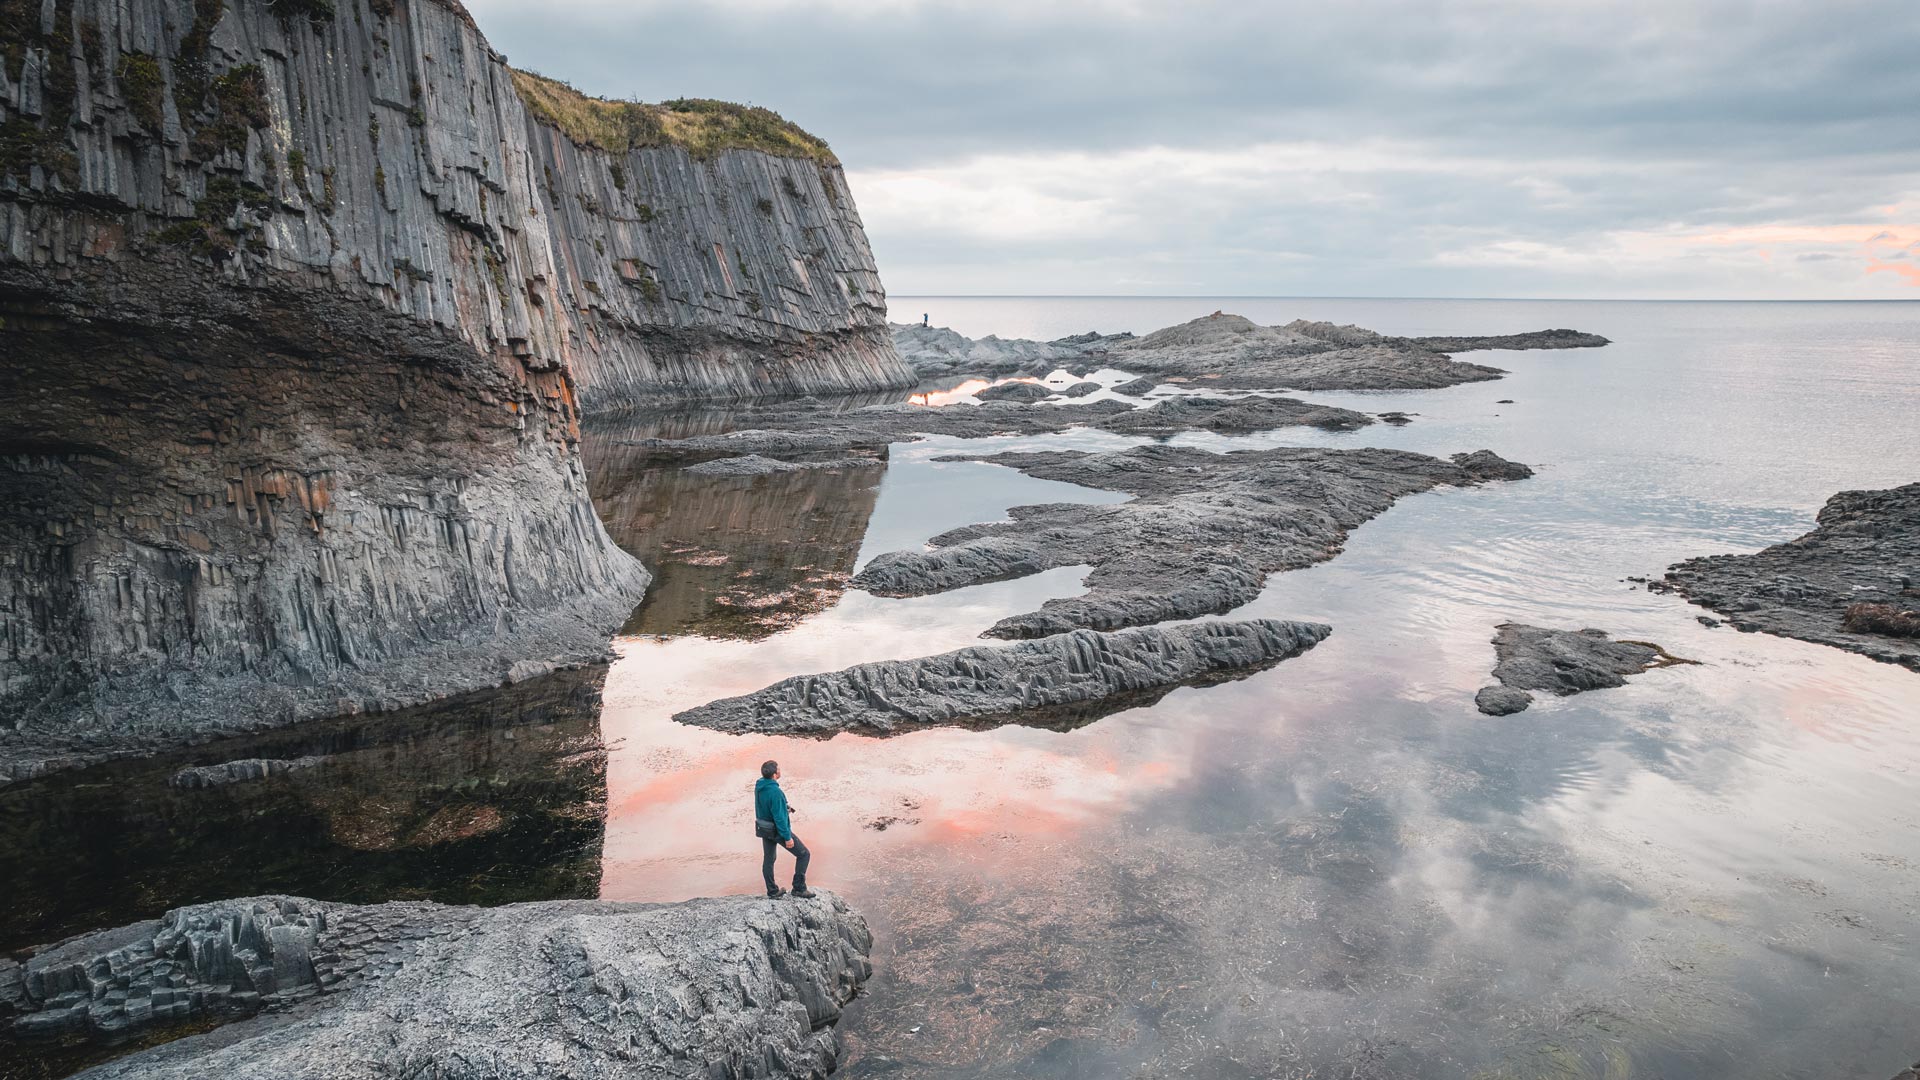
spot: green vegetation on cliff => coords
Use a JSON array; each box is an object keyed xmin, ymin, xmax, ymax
[{"xmin": 509, "ymin": 69, "xmax": 836, "ymax": 165}]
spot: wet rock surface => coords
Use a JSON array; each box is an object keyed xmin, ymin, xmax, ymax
[
  {"xmin": 891, "ymin": 313, "xmax": 1608, "ymax": 389},
  {"xmin": 613, "ymin": 393, "xmax": 1375, "ymax": 461},
  {"xmin": 1, "ymin": 892, "xmax": 871, "ymax": 1080},
  {"xmin": 673, "ymin": 619, "xmax": 1330, "ymax": 736},
  {"xmin": 1660, "ymin": 483, "xmax": 1920, "ymax": 671},
  {"xmin": 1474, "ymin": 623, "xmax": 1695, "ymax": 715},
  {"xmin": 852, "ymin": 445, "xmax": 1533, "ymax": 638}
]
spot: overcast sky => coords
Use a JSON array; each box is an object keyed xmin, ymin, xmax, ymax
[{"xmin": 467, "ymin": 0, "xmax": 1920, "ymax": 299}]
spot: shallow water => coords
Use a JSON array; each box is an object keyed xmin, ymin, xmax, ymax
[{"xmin": 8, "ymin": 299, "xmax": 1918, "ymax": 1079}]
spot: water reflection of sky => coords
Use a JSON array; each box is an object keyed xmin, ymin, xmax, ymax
[{"xmin": 589, "ymin": 301, "xmax": 1920, "ymax": 1079}]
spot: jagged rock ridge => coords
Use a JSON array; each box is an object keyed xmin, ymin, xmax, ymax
[{"xmin": 674, "ymin": 618, "xmax": 1332, "ymax": 736}]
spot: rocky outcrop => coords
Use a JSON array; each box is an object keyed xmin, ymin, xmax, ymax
[
  {"xmin": 1473, "ymin": 624, "xmax": 1695, "ymax": 715},
  {"xmin": 851, "ymin": 445, "xmax": 1534, "ymax": 638},
  {"xmin": 973, "ymin": 380, "xmax": 1054, "ymax": 403},
  {"xmin": 0, "ymin": 0, "xmax": 913, "ymax": 758},
  {"xmin": 1408, "ymin": 329, "xmax": 1612, "ymax": 353},
  {"xmin": 1660, "ymin": 483, "xmax": 1920, "ymax": 672},
  {"xmin": 609, "ymin": 393, "xmax": 1376, "ymax": 463},
  {"xmin": 167, "ymin": 755, "xmax": 320, "ymax": 789},
  {"xmin": 890, "ymin": 323, "xmax": 1125, "ymax": 380},
  {"xmin": 674, "ymin": 619, "xmax": 1330, "ymax": 736},
  {"xmin": 890, "ymin": 314, "xmax": 1609, "ymax": 389},
  {"xmin": 0, "ymin": 892, "xmax": 872, "ymax": 1079}
]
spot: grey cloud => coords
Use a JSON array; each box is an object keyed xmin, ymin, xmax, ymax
[{"xmin": 465, "ymin": 0, "xmax": 1920, "ymax": 297}]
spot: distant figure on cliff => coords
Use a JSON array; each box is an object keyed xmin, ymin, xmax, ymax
[
  {"xmin": 922, "ymin": 313, "xmax": 929, "ymax": 328},
  {"xmin": 755, "ymin": 760, "xmax": 813, "ymax": 898}
]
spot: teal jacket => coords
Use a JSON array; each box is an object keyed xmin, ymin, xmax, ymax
[{"xmin": 755, "ymin": 777, "xmax": 792, "ymax": 842}]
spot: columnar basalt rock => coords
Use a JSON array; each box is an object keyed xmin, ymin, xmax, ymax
[
  {"xmin": 1, "ymin": 0, "xmax": 912, "ymax": 760},
  {"xmin": 0, "ymin": 893, "xmax": 873, "ymax": 1079}
]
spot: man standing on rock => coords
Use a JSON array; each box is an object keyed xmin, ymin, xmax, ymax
[{"xmin": 755, "ymin": 760, "xmax": 814, "ymax": 898}]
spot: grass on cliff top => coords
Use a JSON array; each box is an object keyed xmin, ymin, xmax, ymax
[{"xmin": 509, "ymin": 69, "xmax": 836, "ymax": 165}]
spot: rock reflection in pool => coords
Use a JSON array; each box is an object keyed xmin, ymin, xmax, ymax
[
  {"xmin": 582, "ymin": 415, "xmax": 887, "ymax": 640},
  {"xmin": 0, "ymin": 666, "xmax": 611, "ymax": 953}
]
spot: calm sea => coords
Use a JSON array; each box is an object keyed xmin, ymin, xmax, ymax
[{"xmin": 6, "ymin": 298, "xmax": 1916, "ymax": 1079}]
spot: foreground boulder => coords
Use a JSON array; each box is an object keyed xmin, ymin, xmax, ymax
[
  {"xmin": 852, "ymin": 445, "xmax": 1534, "ymax": 638},
  {"xmin": 1661, "ymin": 483, "xmax": 1920, "ymax": 671},
  {"xmin": 674, "ymin": 619, "xmax": 1331, "ymax": 736},
  {"xmin": 1474, "ymin": 624, "xmax": 1695, "ymax": 715},
  {"xmin": 1, "ymin": 893, "xmax": 871, "ymax": 1079}
]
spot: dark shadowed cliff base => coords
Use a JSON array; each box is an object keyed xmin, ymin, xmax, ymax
[{"xmin": 0, "ymin": 0, "xmax": 916, "ymax": 776}]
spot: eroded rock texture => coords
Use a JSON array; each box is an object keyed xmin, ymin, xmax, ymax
[
  {"xmin": 0, "ymin": 893, "xmax": 872, "ymax": 1079},
  {"xmin": 674, "ymin": 619, "xmax": 1331, "ymax": 736},
  {"xmin": 1661, "ymin": 483, "xmax": 1920, "ymax": 671},
  {"xmin": 0, "ymin": 0, "xmax": 911, "ymax": 756},
  {"xmin": 851, "ymin": 445, "xmax": 1534, "ymax": 638},
  {"xmin": 1473, "ymin": 623, "xmax": 1694, "ymax": 715}
]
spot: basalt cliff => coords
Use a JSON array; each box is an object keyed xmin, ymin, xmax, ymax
[{"xmin": 0, "ymin": 0, "xmax": 913, "ymax": 770}]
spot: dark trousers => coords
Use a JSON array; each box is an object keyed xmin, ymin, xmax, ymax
[{"xmin": 762, "ymin": 834, "xmax": 809, "ymax": 893}]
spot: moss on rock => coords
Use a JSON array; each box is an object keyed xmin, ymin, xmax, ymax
[{"xmin": 509, "ymin": 69, "xmax": 836, "ymax": 164}]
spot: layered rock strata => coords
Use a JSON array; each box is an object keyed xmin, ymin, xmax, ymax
[
  {"xmin": 1, "ymin": 0, "xmax": 913, "ymax": 755},
  {"xmin": 0, "ymin": 892, "xmax": 872, "ymax": 1079},
  {"xmin": 851, "ymin": 445, "xmax": 1534, "ymax": 638},
  {"xmin": 674, "ymin": 618, "xmax": 1331, "ymax": 736},
  {"xmin": 1472, "ymin": 624, "xmax": 1694, "ymax": 716},
  {"xmin": 1660, "ymin": 483, "xmax": 1920, "ymax": 671},
  {"xmin": 891, "ymin": 314, "xmax": 1608, "ymax": 388}
]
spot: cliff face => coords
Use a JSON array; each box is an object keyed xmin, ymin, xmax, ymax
[{"xmin": 0, "ymin": 0, "xmax": 910, "ymax": 760}]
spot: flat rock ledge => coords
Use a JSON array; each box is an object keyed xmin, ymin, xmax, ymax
[
  {"xmin": 1, "ymin": 893, "xmax": 872, "ymax": 1080},
  {"xmin": 674, "ymin": 619, "xmax": 1332, "ymax": 736},
  {"xmin": 851, "ymin": 444, "xmax": 1533, "ymax": 638},
  {"xmin": 892, "ymin": 314, "xmax": 1609, "ymax": 389},
  {"xmin": 617, "ymin": 393, "xmax": 1378, "ymax": 465},
  {"xmin": 1474, "ymin": 624, "xmax": 1695, "ymax": 715},
  {"xmin": 1659, "ymin": 483, "xmax": 1920, "ymax": 672}
]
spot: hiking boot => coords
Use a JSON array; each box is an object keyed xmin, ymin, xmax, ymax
[
  {"xmin": 766, "ymin": 887, "xmax": 788, "ymax": 898},
  {"xmin": 790, "ymin": 886, "xmax": 817, "ymax": 899}
]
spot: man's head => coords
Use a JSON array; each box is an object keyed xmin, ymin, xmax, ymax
[{"xmin": 761, "ymin": 760, "xmax": 780, "ymax": 780}]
